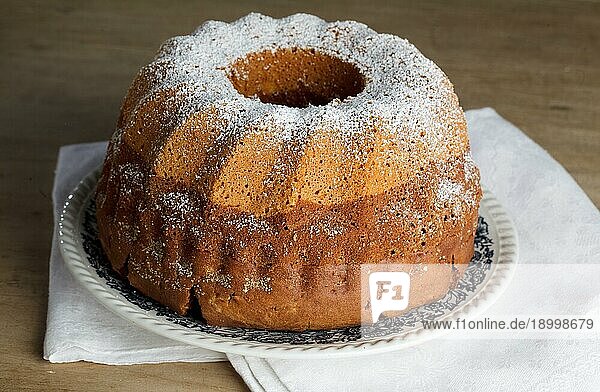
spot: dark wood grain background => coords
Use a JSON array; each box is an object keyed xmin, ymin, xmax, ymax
[{"xmin": 1, "ymin": 1, "xmax": 598, "ymax": 390}]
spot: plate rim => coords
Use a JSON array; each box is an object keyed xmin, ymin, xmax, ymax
[{"xmin": 58, "ymin": 167, "xmax": 518, "ymax": 359}]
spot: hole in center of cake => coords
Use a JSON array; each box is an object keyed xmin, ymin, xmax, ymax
[{"xmin": 228, "ymin": 48, "xmax": 365, "ymax": 108}]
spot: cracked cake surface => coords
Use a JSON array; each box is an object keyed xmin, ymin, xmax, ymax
[{"xmin": 96, "ymin": 13, "xmax": 482, "ymax": 330}]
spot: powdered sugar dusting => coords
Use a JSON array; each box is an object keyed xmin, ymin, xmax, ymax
[
  {"xmin": 226, "ymin": 214, "xmax": 273, "ymax": 233},
  {"xmin": 111, "ymin": 13, "xmax": 466, "ymax": 175},
  {"xmin": 158, "ymin": 191, "xmax": 197, "ymax": 228},
  {"xmin": 143, "ymin": 240, "xmax": 165, "ymax": 262},
  {"xmin": 243, "ymin": 276, "xmax": 273, "ymax": 294},
  {"xmin": 202, "ymin": 271, "xmax": 232, "ymax": 288},
  {"xmin": 174, "ymin": 258, "xmax": 193, "ymax": 278},
  {"xmin": 309, "ymin": 220, "xmax": 346, "ymax": 238},
  {"xmin": 436, "ymin": 179, "xmax": 463, "ymax": 206},
  {"xmin": 463, "ymin": 152, "xmax": 478, "ymax": 182},
  {"xmin": 118, "ymin": 163, "xmax": 144, "ymax": 195}
]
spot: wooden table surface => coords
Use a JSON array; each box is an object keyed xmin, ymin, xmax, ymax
[{"xmin": 1, "ymin": 0, "xmax": 598, "ymax": 390}]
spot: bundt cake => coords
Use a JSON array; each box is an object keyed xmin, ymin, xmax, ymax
[{"xmin": 96, "ymin": 13, "xmax": 482, "ymax": 331}]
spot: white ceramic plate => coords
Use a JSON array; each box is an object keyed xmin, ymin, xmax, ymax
[{"xmin": 58, "ymin": 167, "xmax": 518, "ymax": 359}]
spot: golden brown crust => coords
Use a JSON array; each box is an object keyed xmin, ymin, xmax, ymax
[
  {"xmin": 96, "ymin": 14, "xmax": 483, "ymax": 331},
  {"xmin": 96, "ymin": 142, "xmax": 480, "ymax": 330}
]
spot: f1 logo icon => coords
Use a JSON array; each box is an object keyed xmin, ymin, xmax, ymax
[{"xmin": 369, "ymin": 272, "xmax": 410, "ymax": 323}]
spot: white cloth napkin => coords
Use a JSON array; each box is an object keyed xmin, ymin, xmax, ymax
[
  {"xmin": 44, "ymin": 141, "xmax": 226, "ymax": 364},
  {"xmin": 226, "ymin": 108, "xmax": 600, "ymax": 391},
  {"xmin": 44, "ymin": 108, "xmax": 600, "ymax": 389}
]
